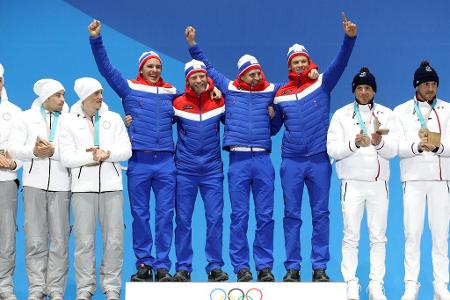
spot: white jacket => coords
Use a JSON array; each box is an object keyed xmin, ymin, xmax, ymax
[
  {"xmin": 0, "ymin": 98, "xmax": 22, "ymax": 181},
  {"xmin": 8, "ymin": 103, "xmax": 70, "ymax": 191},
  {"xmin": 58, "ymin": 101, "xmax": 132, "ymax": 193},
  {"xmin": 327, "ymin": 102, "xmax": 398, "ymax": 182},
  {"xmin": 394, "ymin": 97, "xmax": 450, "ymax": 182}
]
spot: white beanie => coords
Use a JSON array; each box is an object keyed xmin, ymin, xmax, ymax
[
  {"xmin": 184, "ymin": 59, "xmax": 207, "ymax": 79},
  {"xmin": 287, "ymin": 43, "xmax": 309, "ymax": 65},
  {"xmin": 33, "ymin": 79, "xmax": 65, "ymax": 105},
  {"xmin": 237, "ymin": 54, "xmax": 261, "ymax": 77},
  {"xmin": 74, "ymin": 77, "xmax": 103, "ymax": 102}
]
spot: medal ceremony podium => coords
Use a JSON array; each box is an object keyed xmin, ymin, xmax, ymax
[{"xmin": 126, "ymin": 282, "xmax": 346, "ymax": 299}]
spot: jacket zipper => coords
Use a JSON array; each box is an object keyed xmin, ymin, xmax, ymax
[
  {"xmin": 46, "ymin": 158, "xmax": 51, "ymax": 191},
  {"xmin": 78, "ymin": 166, "xmax": 83, "ymax": 179},
  {"xmin": 156, "ymin": 87, "xmax": 160, "ymax": 144},
  {"xmin": 98, "ymin": 162, "xmax": 102, "ymax": 193}
]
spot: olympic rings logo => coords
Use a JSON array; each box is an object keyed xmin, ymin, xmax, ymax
[{"xmin": 210, "ymin": 288, "xmax": 263, "ymax": 300}]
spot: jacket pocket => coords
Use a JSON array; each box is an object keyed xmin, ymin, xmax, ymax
[
  {"xmin": 28, "ymin": 159, "xmax": 34, "ymax": 174},
  {"xmin": 77, "ymin": 166, "xmax": 83, "ymax": 179},
  {"xmin": 113, "ymin": 163, "xmax": 120, "ymax": 177}
]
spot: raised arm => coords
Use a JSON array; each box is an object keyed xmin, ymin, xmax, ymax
[
  {"xmin": 88, "ymin": 20, "xmax": 131, "ymax": 99},
  {"xmin": 322, "ymin": 13, "xmax": 357, "ymax": 92},
  {"xmin": 185, "ymin": 26, "xmax": 231, "ymax": 91}
]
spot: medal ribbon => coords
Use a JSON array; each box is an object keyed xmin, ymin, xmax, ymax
[
  {"xmin": 86, "ymin": 109, "xmax": 100, "ymax": 147},
  {"xmin": 414, "ymin": 99, "xmax": 436, "ymax": 129},
  {"xmin": 354, "ymin": 102, "xmax": 375, "ymax": 136},
  {"xmin": 40, "ymin": 105, "xmax": 60, "ymax": 142}
]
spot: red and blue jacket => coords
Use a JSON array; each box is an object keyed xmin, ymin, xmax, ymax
[
  {"xmin": 273, "ymin": 35, "xmax": 356, "ymax": 158},
  {"xmin": 173, "ymin": 78, "xmax": 225, "ymax": 175},
  {"xmin": 189, "ymin": 45, "xmax": 282, "ymax": 152},
  {"xmin": 90, "ymin": 35, "xmax": 178, "ymax": 152}
]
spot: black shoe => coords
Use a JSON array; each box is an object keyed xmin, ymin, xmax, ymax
[
  {"xmin": 172, "ymin": 270, "xmax": 191, "ymax": 282},
  {"xmin": 155, "ymin": 268, "xmax": 172, "ymax": 282},
  {"xmin": 236, "ymin": 268, "xmax": 253, "ymax": 282},
  {"xmin": 130, "ymin": 264, "xmax": 153, "ymax": 282},
  {"xmin": 312, "ymin": 269, "xmax": 330, "ymax": 282},
  {"xmin": 283, "ymin": 269, "xmax": 301, "ymax": 282},
  {"xmin": 257, "ymin": 268, "xmax": 275, "ymax": 282},
  {"xmin": 208, "ymin": 269, "xmax": 229, "ymax": 282}
]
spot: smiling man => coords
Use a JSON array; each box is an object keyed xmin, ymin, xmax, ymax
[
  {"xmin": 171, "ymin": 60, "xmax": 228, "ymax": 282},
  {"xmin": 272, "ymin": 13, "xmax": 357, "ymax": 283}
]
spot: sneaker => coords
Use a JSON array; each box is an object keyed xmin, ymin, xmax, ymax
[
  {"xmin": 172, "ymin": 270, "xmax": 191, "ymax": 282},
  {"xmin": 27, "ymin": 293, "xmax": 45, "ymax": 300},
  {"xmin": 208, "ymin": 269, "xmax": 229, "ymax": 282},
  {"xmin": 1, "ymin": 293, "xmax": 17, "ymax": 300},
  {"xmin": 434, "ymin": 282, "xmax": 450, "ymax": 300},
  {"xmin": 76, "ymin": 291, "xmax": 92, "ymax": 300},
  {"xmin": 257, "ymin": 268, "xmax": 275, "ymax": 282},
  {"xmin": 49, "ymin": 293, "xmax": 64, "ymax": 300},
  {"xmin": 368, "ymin": 281, "xmax": 387, "ymax": 300},
  {"xmin": 346, "ymin": 280, "xmax": 360, "ymax": 300},
  {"xmin": 155, "ymin": 268, "xmax": 172, "ymax": 282},
  {"xmin": 401, "ymin": 281, "xmax": 420, "ymax": 300},
  {"xmin": 130, "ymin": 264, "xmax": 153, "ymax": 282},
  {"xmin": 312, "ymin": 269, "xmax": 330, "ymax": 282},
  {"xmin": 237, "ymin": 268, "xmax": 253, "ymax": 282},
  {"xmin": 283, "ymin": 269, "xmax": 300, "ymax": 282},
  {"xmin": 105, "ymin": 290, "xmax": 120, "ymax": 300}
]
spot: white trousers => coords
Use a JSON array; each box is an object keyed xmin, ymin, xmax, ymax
[
  {"xmin": 403, "ymin": 180, "xmax": 449, "ymax": 285},
  {"xmin": 341, "ymin": 180, "xmax": 388, "ymax": 283},
  {"xmin": 72, "ymin": 192, "xmax": 124, "ymax": 296}
]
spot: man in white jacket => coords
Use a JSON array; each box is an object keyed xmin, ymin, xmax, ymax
[
  {"xmin": 8, "ymin": 79, "xmax": 70, "ymax": 300},
  {"xmin": 0, "ymin": 64, "xmax": 22, "ymax": 300},
  {"xmin": 328, "ymin": 67, "xmax": 397, "ymax": 300},
  {"xmin": 394, "ymin": 61, "xmax": 450, "ymax": 300},
  {"xmin": 59, "ymin": 77, "xmax": 131, "ymax": 300}
]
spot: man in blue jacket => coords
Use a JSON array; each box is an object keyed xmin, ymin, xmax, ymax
[
  {"xmin": 88, "ymin": 19, "xmax": 177, "ymax": 282},
  {"xmin": 272, "ymin": 14, "xmax": 357, "ymax": 282}
]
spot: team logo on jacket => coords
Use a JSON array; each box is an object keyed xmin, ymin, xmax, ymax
[
  {"xmin": 183, "ymin": 105, "xmax": 193, "ymax": 110},
  {"xmin": 102, "ymin": 121, "xmax": 111, "ymax": 129},
  {"xmin": 281, "ymin": 89, "xmax": 292, "ymax": 95},
  {"xmin": 2, "ymin": 112, "xmax": 11, "ymax": 121}
]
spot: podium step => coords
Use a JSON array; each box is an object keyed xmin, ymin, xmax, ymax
[{"xmin": 126, "ymin": 282, "xmax": 347, "ymax": 299}]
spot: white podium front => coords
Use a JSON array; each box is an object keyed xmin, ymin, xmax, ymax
[{"xmin": 126, "ymin": 282, "xmax": 346, "ymax": 299}]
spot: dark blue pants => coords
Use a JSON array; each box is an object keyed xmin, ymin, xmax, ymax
[
  {"xmin": 127, "ymin": 151, "xmax": 176, "ymax": 270},
  {"xmin": 281, "ymin": 152, "xmax": 331, "ymax": 271},
  {"xmin": 228, "ymin": 151, "xmax": 274, "ymax": 274},
  {"xmin": 175, "ymin": 173, "xmax": 224, "ymax": 273}
]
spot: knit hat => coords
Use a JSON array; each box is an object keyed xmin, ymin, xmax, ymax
[
  {"xmin": 413, "ymin": 60, "xmax": 439, "ymax": 88},
  {"xmin": 184, "ymin": 59, "xmax": 207, "ymax": 80},
  {"xmin": 74, "ymin": 77, "xmax": 103, "ymax": 102},
  {"xmin": 352, "ymin": 67, "xmax": 377, "ymax": 93},
  {"xmin": 287, "ymin": 43, "xmax": 310, "ymax": 66},
  {"xmin": 33, "ymin": 79, "xmax": 65, "ymax": 105},
  {"xmin": 138, "ymin": 51, "xmax": 161, "ymax": 70},
  {"xmin": 0, "ymin": 64, "xmax": 4, "ymax": 79},
  {"xmin": 237, "ymin": 54, "xmax": 261, "ymax": 77}
]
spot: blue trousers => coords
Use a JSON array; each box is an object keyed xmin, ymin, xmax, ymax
[
  {"xmin": 127, "ymin": 151, "xmax": 176, "ymax": 270},
  {"xmin": 228, "ymin": 151, "xmax": 274, "ymax": 273},
  {"xmin": 175, "ymin": 173, "xmax": 224, "ymax": 273},
  {"xmin": 281, "ymin": 152, "xmax": 331, "ymax": 271}
]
